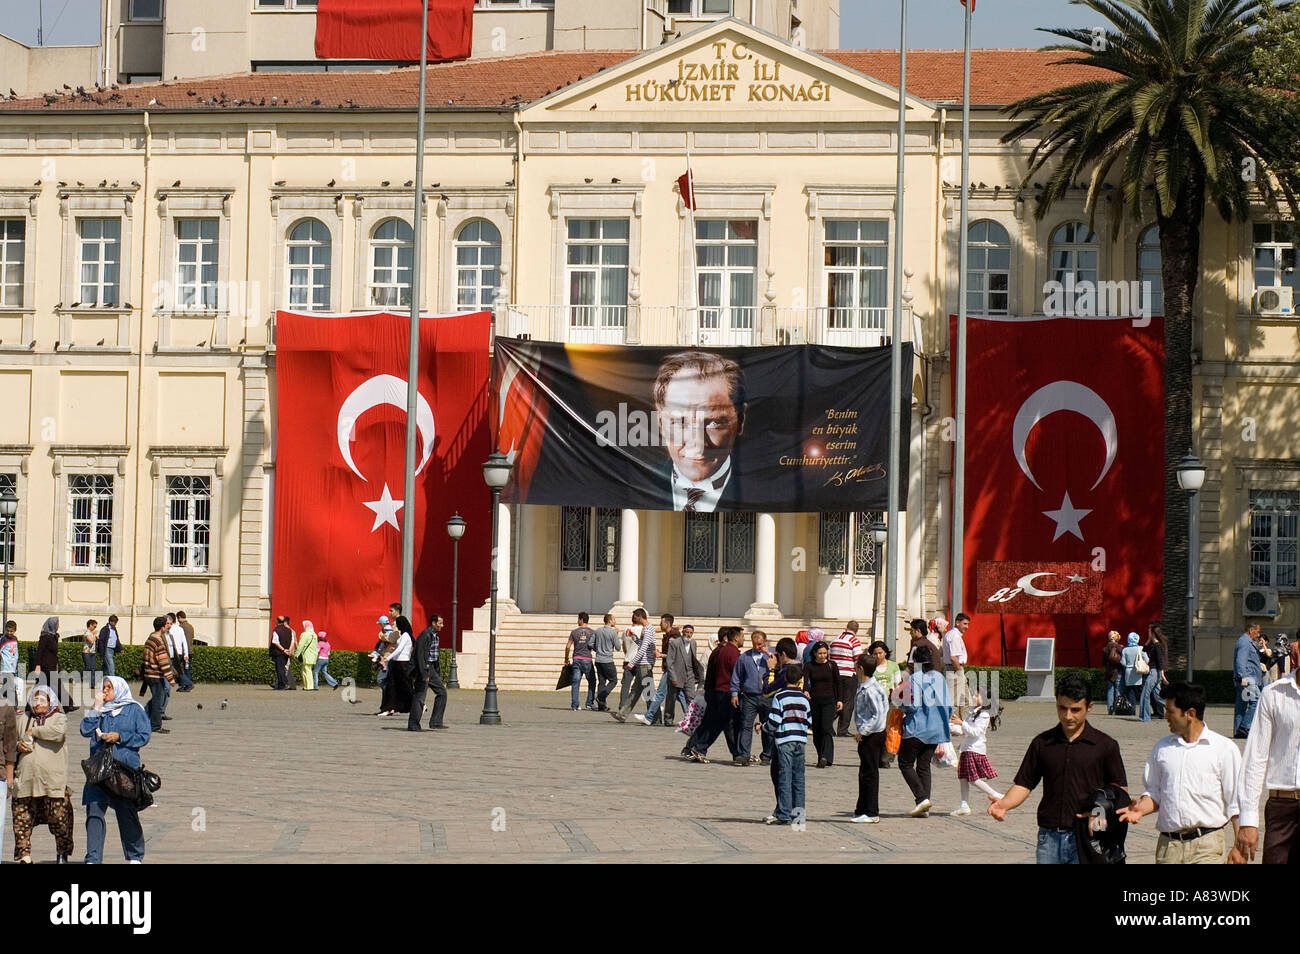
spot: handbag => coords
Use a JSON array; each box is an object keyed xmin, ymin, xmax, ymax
[
  {"xmin": 1134, "ymin": 651, "xmax": 1150, "ymax": 676},
  {"xmin": 80, "ymin": 741, "xmax": 142, "ymax": 802},
  {"xmin": 885, "ymin": 707, "xmax": 904, "ymax": 755},
  {"xmin": 555, "ymin": 664, "xmax": 574, "ymax": 691}
]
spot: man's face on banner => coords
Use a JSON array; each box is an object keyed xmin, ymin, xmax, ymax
[{"xmin": 658, "ymin": 369, "xmax": 743, "ymax": 483}]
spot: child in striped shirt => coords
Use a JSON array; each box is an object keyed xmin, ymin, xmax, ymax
[{"xmin": 765, "ymin": 663, "xmax": 811, "ymax": 826}]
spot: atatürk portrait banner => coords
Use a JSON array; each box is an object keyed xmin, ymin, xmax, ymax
[{"xmin": 495, "ymin": 338, "xmax": 912, "ymax": 513}]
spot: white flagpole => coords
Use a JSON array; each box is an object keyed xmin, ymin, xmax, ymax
[
  {"xmin": 885, "ymin": 0, "xmax": 907, "ymax": 652},
  {"xmin": 951, "ymin": 0, "xmax": 973, "ymax": 620},
  {"xmin": 400, "ymin": 0, "xmax": 431, "ymax": 616},
  {"xmin": 686, "ymin": 146, "xmax": 700, "ymax": 344}
]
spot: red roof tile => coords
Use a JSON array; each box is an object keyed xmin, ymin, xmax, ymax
[{"xmin": 0, "ymin": 48, "xmax": 1110, "ymax": 113}]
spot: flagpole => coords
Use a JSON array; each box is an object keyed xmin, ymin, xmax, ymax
[
  {"xmin": 884, "ymin": 0, "xmax": 907, "ymax": 653},
  {"xmin": 400, "ymin": 0, "xmax": 431, "ymax": 618},
  {"xmin": 685, "ymin": 145, "xmax": 700, "ymax": 343},
  {"xmin": 951, "ymin": 0, "xmax": 973, "ymax": 620}
]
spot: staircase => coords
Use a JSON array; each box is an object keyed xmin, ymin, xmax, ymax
[{"xmin": 462, "ymin": 613, "xmax": 849, "ymax": 691}]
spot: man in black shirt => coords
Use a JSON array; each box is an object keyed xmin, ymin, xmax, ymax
[
  {"xmin": 988, "ymin": 673, "xmax": 1127, "ymax": 863},
  {"xmin": 409, "ymin": 615, "xmax": 446, "ymax": 731}
]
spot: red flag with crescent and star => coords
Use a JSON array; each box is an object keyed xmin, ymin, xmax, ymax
[
  {"xmin": 273, "ymin": 310, "xmax": 491, "ymax": 651},
  {"xmin": 952, "ymin": 315, "xmax": 1164, "ymax": 666}
]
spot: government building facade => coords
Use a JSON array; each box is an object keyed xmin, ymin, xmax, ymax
[{"xmin": 0, "ymin": 19, "xmax": 1294, "ymax": 685}]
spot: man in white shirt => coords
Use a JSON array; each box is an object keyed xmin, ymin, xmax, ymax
[
  {"xmin": 943, "ymin": 614, "xmax": 971, "ymax": 717},
  {"xmin": 612, "ymin": 609, "xmax": 658, "ymax": 722},
  {"xmin": 1235, "ymin": 635, "xmax": 1300, "ymax": 864},
  {"xmin": 169, "ymin": 611, "xmax": 193, "ymax": 691},
  {"xmin": 1118, "ymin": 682, "xmax": 1241, "ymax": 863}
]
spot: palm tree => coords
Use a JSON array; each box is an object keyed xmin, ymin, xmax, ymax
[{"xmin": 1001, "ymin": 0, "xmax": 1299, "ymax": 670}]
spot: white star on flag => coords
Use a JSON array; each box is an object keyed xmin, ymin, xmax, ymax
[
  {"xmin": 363, "ymin": 483, "xmax": 404, "ymax": 532},
  {"xmin": 1043, "ymin": 491, "xmax": 1092, "ymax": 542},
  {"xmin": 1067, "ymin": 573, "xmax": 1087, "ymax": 583}
]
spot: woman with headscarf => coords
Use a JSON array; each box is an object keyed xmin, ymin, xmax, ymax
[
  {"xmin": 295, "ymin": 620, "xmax": 320, "ymax": 690},
  {"xmin": 80, "ymin": 675, "xmax": 151, "ymax": 864},
  {"xmin": 33, "ymin": 616, "xmax": 59, "ymax": 681},
  {"xmin": 12, "ymin": 685, "xmax": 73, "ymax": 863},
  {"xmin": 1119, "ymin": 632, "xmax": 1148, "ymax": 715}
]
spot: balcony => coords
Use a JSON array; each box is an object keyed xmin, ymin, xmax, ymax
[{"xmin": 500, "ymin": 303, "xmax": 892, "ymax": 348}]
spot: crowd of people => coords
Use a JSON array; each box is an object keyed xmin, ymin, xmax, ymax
[{"xmin": 574, "ymin": 607, "xmax": 1299, "ymax": 864}]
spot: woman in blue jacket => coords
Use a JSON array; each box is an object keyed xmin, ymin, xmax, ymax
[
  {"xmin": 894, "ymin": 644, "xmax": 951, "ymax": 818},
  {"xmin": 80, "ymin": 675, "xmax": 151, "ymax": 864}
]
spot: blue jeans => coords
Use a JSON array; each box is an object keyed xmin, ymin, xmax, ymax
[
  {"xmin": 84, "ymin": 789, "xmax": 145, "ymax": 863},
  {"xmin": 102, "ymin": 646, "xmax": 115, "ymax": 678},
  {"xmin": 737, "ymin": 692, "xmax": 766, "ymax": 761},
  {"xmin": 570, "ymin": 658, "xmax": 595, "ymax": 709},
  {"xmin": 1036, "ymin": 828, "xmax": 1079, "ymax": 864},
  {"xmin": 1234, "ymin": 681, "xmax": 1259, "ymax": 736},
  {"xmin": 178, "ymin": 656, "xmax": 194, "ymax": 689},
  {"xmin": 644, "ymin": 670, "xmax": 671, "ymax": 721},
  {"xmin": 314, "ymin": 657, "xmax": 338, "ymax": 688},
  {"xmin": 1106, "ymin": 675, "xmax": 1120, "ymax": 714},
  {"xmin": 1139, "ymin": 669, "xmax": 1163, "ymax": 721},
  {"xmin": 774, "ymin": 742, "xmax": 806, "ymax": 822}
]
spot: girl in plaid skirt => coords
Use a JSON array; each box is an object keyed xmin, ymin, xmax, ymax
[{"xmin": 948, "ymin": 693, "xmax": 1003, "ymax": 816}]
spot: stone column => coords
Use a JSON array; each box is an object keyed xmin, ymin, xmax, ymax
[
  {"xmin": 747, "ymin": 511, "xmax": 781, "ymax": 619},
  {"xmin": 613, "ymin": 508, "xmax": 642, "ymax": 612},
  {"xmin": 495, "ymin": 499, "xmax": 515, "ymax": 609}
]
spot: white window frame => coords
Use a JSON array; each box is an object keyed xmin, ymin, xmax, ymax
[
  {"xmin": 966, "ymin": 218, "xmax": 1012, "ymax": 316},
  {"xmin": 565, "ymin": 217, "xmax": 629, "ymax": 338},
  {"xmin": 155, "ymin": 189, "xmax": 230, "ymax": 348},
  {"xmin": 436, "ymin": 190, "xmax": 513, "ymax": 314},
  {"xmin": 696, "ymin": 217, "xmax": 758, "ymax": 339},
  {"xmin": 1249, "ymin": 489, "xmax": 1299, "ymax": 592},
  {"xmin": 453, "ymin": 218, "xmax": 502, "ymax": 313},
  {"xmin": 1048, "ymin": 220, "xmax": 1100, "ymax": 286},
  {"xmin": 677, "ymin": 184, "xmax": 770, "ymax": 346},
  {"xmin": 822, "ymin": 218, "xmax": 888, "ymax": 331},
  {"xmin": 128, "ymin": 0, "xmax": 164, "ymax": 21},
  {"xmin": 476, "ymin": 1, "xmax": 555, "ymax": 8},
  {"xmin": 68, "ymin": 473, "xmax": 116, "ymax": 570},
  {"xmin": 271, "ymin": 193, "xmax": 343, "ymax": 314},
  {"xmin": 174, "ymin": 217, "xmax": 220, "ymax": 311},
  {"xmin": 77, "ymin": 217, "xmax": 122, "ymax": 307},
  {"xmin": 1251, "ymin": 221, "xmax": 1298, "ymax": 295},
  {"xmin": 548, "ymin": 185, "xmax": 643, "ymax": 342},
  {"xmin": 0, "ymin": 218, "xmax": 25, "ymax": 308},
  {"xmin": 666, "ymin": 0, "xmax": 732, "ymax": 17},
  {"xmin": 1138, "ymin": 224, "xmax": 1163, "ymax": 316},
  {"xmin": 0, "ymin": 448, "xmax": 31, "ymax": 603},
  {"xmin": 369, "ymin": 218, "xmax": 414, "ymax": 308},
  {"xmin": 286, "ymin": 217, "xmax": 332, "ymax": 311},
  {"xmin": 254, "ymin": 0, "xmax": 318, "ymax": 9},
  {"xmin": 166, "ymin": 475, "xmax": 212, "ymax": 571}
]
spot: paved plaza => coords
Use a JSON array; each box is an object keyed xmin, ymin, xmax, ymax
[{"xmin": 11, "ymin": 683, "xmax": 1255, "ymax": 864}]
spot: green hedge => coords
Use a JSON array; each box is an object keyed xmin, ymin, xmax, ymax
[
  {"xmin": 966, "ymin": 666, "xmax": 1237, "ymax": 705},
  {"xmin": 17, "ymin": 641, "xmax": 457, "ymax": 689}
]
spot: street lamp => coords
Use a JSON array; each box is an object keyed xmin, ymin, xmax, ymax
[
  {"xmin": 1176, "ymin": 450, "xmax": 1207, "ymax": 681},
  {"xmin": 869, "ymin": 516, "xmax": 888, "ymax": 652},
  {"xmin": 445, "ymin": 512, "xmax": 466, "ymax": 689},
  {"xmin": 0, "ymin": 487, "xmax": 16, "ymax": 636},
  {"xmin": 480, "ymin": 453, "xmax": 512, "ymax": 725}
]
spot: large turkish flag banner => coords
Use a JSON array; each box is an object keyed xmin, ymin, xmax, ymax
[
  {"xmin": 953, "ymin": 316, "xmax": 1164, "ymax": 666},
  {"xmin": 315, "ymin": 0, "xmax": 474, "ymax": 61},
  {"xmin": 273, "ymin": 311, "xmax": 491, "ymax": 651}
]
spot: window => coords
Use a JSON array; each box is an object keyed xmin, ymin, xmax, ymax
[
  {"xmin": 697, "ymin": 219, "xmax": 757, "ymax": 338},
  {"xmin": 0, "ymin": 219, "xmax": 23, "ymax": 307},
  {"xmin": 78, "ymin": 218, "xmax": 121, "ymax": 307},
  {"xmin": 824, "ymin": 219, "xmax": 887, "ymax": 331},
  {"xmin": 1250, "ymin": 490, "xmax": 1299, "ymax": 590},
  {"xmin": 287, "ymin": 219, "xmax": 331, "ymax": 311},
  {"xmin": 479, "ymin": 1, "xmax": 554, "ymax": 7},
  {"xmin": 167, "ymin": 476, "xmax": 210, "ymax": 571},
  {"xmin": 668, "ymin": 0, "xmax": 731, "ymax": 15},
  {"xmin": 0, "ymin": 473, "xmax": 14, "ymax": 567},
  {"xmin": 1138, "ymin": 225, "xmax": 1163, "ymax": 315},
  {"xmin": 69, "ymin": 474, "xmax": 114, "ymax": 569},
  {"xmin": 128, "ymin": 0, "xmax": 163, "ymax": 20},
  {"xmin": 455, "ymin": 220, "xmax": 501, "ymax": 312},
  {"xmin": 256, "ymin": 0, "xmax": 318, "ymax": 7},
  {"xmin": 819, "ymin": 511, "xmax": 880, "ymax": 575},
  {"xmin": 175, "ymin": 218, "xmax": 219, "ymax": 310},
  {"xmin": 566, "ymin": 218, "xmax": 628, "ymax": 330},
  {"xmin": 1252, "ymin": 222, "xmax": 1299, "ymax": 294},
  {"xmin": 369, "ymin": 219, "xmax": 414, "ymax": 307},
  {"xmin": 1049, "ymin": 221, "xmax": 1098, "ymax": 287},
  {"xmin": 967, "ymin": 219, "xmax": 1010, "ymax": 316}
]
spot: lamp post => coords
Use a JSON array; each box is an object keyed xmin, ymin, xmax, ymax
[
  {"xmin": 1176, "ymin": 450, "xmax": 1207, "ymax": 681},
  {"xmin": 0, "ymin": 487, "xmax": 15, "ymax": 635},
  {"xmin": 480, "ymin": 453, "xmax": 512, "ymax": 725},
  {"xmin": 445, "ymin": 513, "xmax": 466, "ymax": 689},
  {"xmin": 870, "ymin": 517, "xmax": 889, "ymax": 652}
]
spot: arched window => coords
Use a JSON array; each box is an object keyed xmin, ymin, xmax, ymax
[
  {"xmin": 287, "ymin": 219, "xmax": 331, "ymax": 311},
  {"xmin": 967, "ymin": 219, "xmax": 1011, "ymax": 315},
  {"xmin": 455, "ymin": 219, "xmax": 501, "ymax": 311},
  {"xmin": 369, "ymin": 218, "xmax": 413, "ymax": 308},
  {"xmin": 1138, "ymin": 224, "xmax": 1163, "ymax": 315},
  {"xmin": 1049, "ymin": 221, "xmax": 1099, "ymax": 287}
]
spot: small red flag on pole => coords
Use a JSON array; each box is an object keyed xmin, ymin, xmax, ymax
[
  {"xmin": 960, "ymin": 0, "xmax": 974, "ymax": 9},
  {"xmin": 676, "ymin": 169, "xmax": 696, "ymax": 211}
]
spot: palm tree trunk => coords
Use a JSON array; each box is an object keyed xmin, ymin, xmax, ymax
[{"xmin": 1158, "ymin": 171, "xmax": 1205, "ymax": 674}]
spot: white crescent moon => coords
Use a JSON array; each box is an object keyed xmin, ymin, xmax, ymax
[
  {"xmin": 336, "ymin": 374, "xmax": 435, "ymax": 481},
  {"xmin": 1016, "ymin": 572, "xmax": 1070, "ymax": 597},
  {"xmin": 1012, "ymin": 381, "xmax": 1117, "ymax": 491}
]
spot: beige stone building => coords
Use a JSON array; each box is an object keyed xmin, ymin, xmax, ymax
[{"xmin": 0, "ymin": 19, "xmax": 1293, "ymax": 684}]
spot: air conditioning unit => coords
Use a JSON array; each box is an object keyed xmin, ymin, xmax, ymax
[
  {"xmin": 1243, "ymin": 586, "xmax": 1280, "ymax": 618},
  {"xmin": 1254, "ymin": 286, "xmax": 1294, "ymax": 317}
]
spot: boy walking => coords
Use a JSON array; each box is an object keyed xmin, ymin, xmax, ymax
[{"xmin": 765, "ymin": 663, "xmax": 810, "ymax": 826}]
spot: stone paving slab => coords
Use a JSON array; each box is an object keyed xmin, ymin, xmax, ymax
[{"xmin": 4, "ymin": 681, "xmax": 1250, "ymax": 864}]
